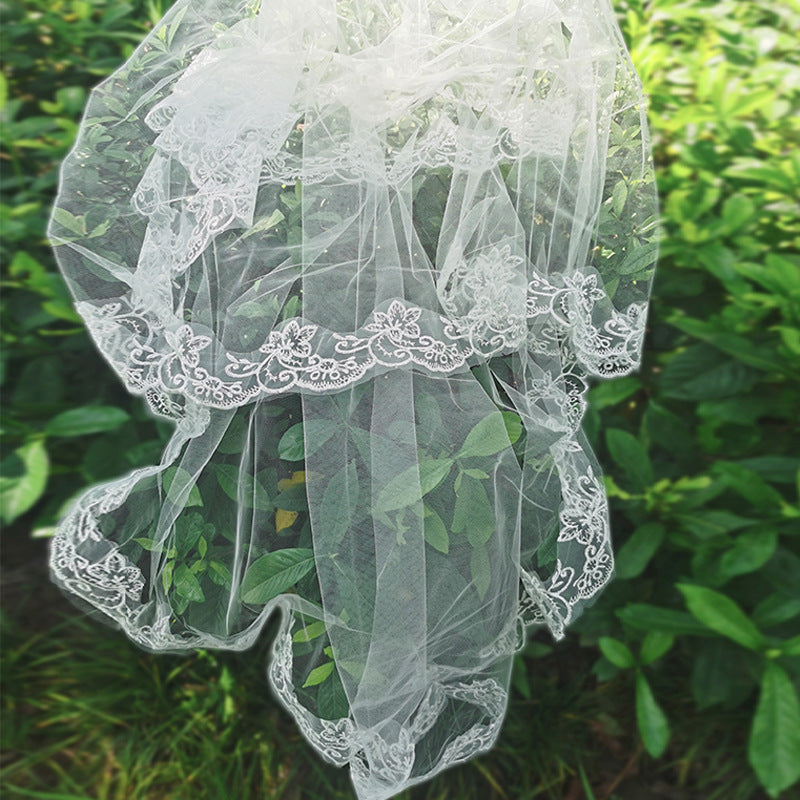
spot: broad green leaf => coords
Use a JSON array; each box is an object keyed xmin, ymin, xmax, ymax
[
  {"xmin": 273, "ymin": 484, "xmax": 308, "ymax": 512},
  {"xmin": 691, "ymin": 640, "xmax": 754, "ymax": 711},
  {"xmin": 317, "ymin": 668, "xmax": 349, "ymax": 719},
  {"xmin": 678, "ymin": 584, "xmax": 766, "ymax": 651},
  {"xmin": 208, "ymin": 561, "xmax": 233, "ymax": 589},
  {"xmin": 644, "ymin": 400, "xmax": 695, "ymax": 455},
  {"xmin": 303, "ymin": 661, "xmax": 334, "ymax": 688},
  {"xmin": 241, "ymin": 548, "xmax": 316, "ymax": 604},
  {"xmin": 0, "ymin": 439, "xmax": 49, "ymax": 524},
  {"xmin": 457, "ymin": 413, "xmax": 512, "ymax": 459},
  {"xmin": 616, "ymin": 604, "xmax": 708, "ymax": 636},
  {"xmin": 501, "ymin": 411, "xmax": 523, "ymax": 445},
  {"xmin": 470, "ymin": 545, "xmax": 491, "ymax": 600},
  {"xmin": 293, "ymin": 621, "xmax": 327, "ymax": 643},
  {"xmin": 175, "ymin": 512, "xmax": 213, "ymax": 558},
  {"xmin": 278, "ymin": 419, "xmax": 338, "ymax": 461},
  {"xmin": 241, "ymin": 208, "xmax": 285, "ymax": 240},
  {"xmin": 598, "ymin": 637, "xmax": 635, "ymax": 669},
  {"xmin": 163, "ymin": 466, "xmax": 203, "ymax": 508},
  {"xmin": 606, "ymin": 429, "xmax": 653, "ymax": 490},
  {"xmin": 173, "ymin": 563, "xmax": 204, "ymax": 603},
  {"xmin": 618, "ymin": 241, "xmax": 658, "ymax": 276},
  {"xmin": 716, "ymin": 529, "xmax": 778, "ymax": 581},
  {"xmin": 374, "ymin": 459, "xmax": 453, "ymax": 513},
  {"xmin": 615, "ymin": 523, "xmax": 665, "ymax": 579},
  {"xmin": 753, "ymin": 594, "xmax": 800, "ymax": 629},
  {"xmin": 161, "ymin": 560, "xmax": 174, "ymax": 594},
  {"xmin": 712, "ymin": 462, "xmax": 786, "ymax": 510},
  {"xmin": 452, "ymin": 475, "xmax": 494, "ymax": 547},
  {"xmin": 781, "ymin": 636, "xmax": 800, "ymax": 657},
  {"xmin": 636, "ymin": 672, "xmax": 670, "ymax": 757},
  {"xmin": 45, "ymin": 405, "xmax": 129, "ymax": 437},
  {"xmin": 677, "ymin": 511, "xmax": 755, "ymax": 540},
  {"xmin": 589, "ymin": 376, "xmax": 641, "ymax": 410},
  {"xmin": 423, "ymin": 506, "xmax": 449, "ymax": 554},
  {"xmin": 749, "ymin": 663, "xmax": 800, "ymax": 798},
  {"xmin": 659, "ymin": 344, "xmax": 760, "ymax": 401},
  {"xmin": 215, "ymin": 464, "xmax": 272, "ymax": 511},
  {"xmin": 640, "ymin": 632, "xmax": 675, "ymax": 665},
  {"xmin": 319, "ymin": 461, "xmax": 358, "ymax": 544}
]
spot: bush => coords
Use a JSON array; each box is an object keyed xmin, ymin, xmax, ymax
[{"xmin": 1, "ymin": 0, "xmax": 798, "ymax": 798}]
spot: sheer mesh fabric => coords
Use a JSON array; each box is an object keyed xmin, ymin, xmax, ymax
[{"xmin": 49, "ymin": 1, "xmax": 658, "ymax": 797}]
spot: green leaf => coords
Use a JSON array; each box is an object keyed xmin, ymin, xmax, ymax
[
  {"xmin": 749, "ymin": 663, "xmax": 800, "ymax": 798},
  {"xmin": 457, "ymin": 413, "xmax": 512, "ymax": 459},
  {"xmin": 317, "ymin": 667, "xmax": 349, "ymax": 719},
  {"xmin": 598, "ymin": 637, "xmax": 635, "ymax": 669},
  {"xmin": 678, "ymin": 584, "xmax": 766, "ymax": 651},
  {"xmin": 606, "ymin": 429, "xmax": 653, "ymax": 490},
  {"xmin": 45, "ymin": 405, "xmax": 129, "ymax": 437},
  {"xmin": 589, "ymin": 376, "xmax": 641, "ymax": 410},
  {"xmin": 753, "ymin": 594, "xmax": 800, "ymax": 629},
  {"xmin": 716, "ymin": 529, "xmax": 778, "ymax": 581},
  {"xmin": 161, "ymin": 560, "xmax": 174, "ymax": 594},
  {"xmin": 501, "ymin": 411, "xmax": 523, "ymax": 445},
  {"xmin": 452, "ymin": 475, "xmax": 494, "ymax": 547},
  {"xmin": 660, "ymin": 344, "xmax": 760, "ymax": 401},
  {"xmin": 273, "ymin": 483, "xmax": 308, "ymax": 512},
  {"xmin": 374, "ymin": 459, "xmax": 453, "ymax": 513},
  {"xmin": 241, "ymin": 548, "xmax": 315, "ymax": 604},
  {"xmin": 691, "ymin": 639, "xmax": 754, "ymax": 711},
  {"xmin": 470, "ymin": 545, "xmax": 491, "ymax": 600},
  {"xmin": 319, "ymin": 462, "xmax": 358, "ymax": 544},
  {"xmin": 163, "ymin": 466, "xmax": 203, "ymax": 508},
  {"xmin": 616, "ymin": 604, "xmax": 709, "ymax": 636},
  {"xmin": 293, "ymin": 621, "xmax": 327, "ymax": 643},
  {"xmin": 615, "ymin": 523, "xmax": 665, "ymax": 579},
  {"xmin": 208, "ymin": 561, "xmax": 233, "ymax": 589},
  {"xmin": 0, "ymin": 439, "xmax": 49, "ymax": 524},
  {"xmin": 780, "ymin": 635, "xmax": 800, "ymax": 657},
  {"xmin": 618, "ymin": 241, "xmax": 658, "ymax": 276},
  {"xmin": 640, "ymin": 632, "xmax": 675, "ymax": 665},
  {"xmin": 302, "ymin": 661, "xmax": 334, "ymax": 688},
  {"xmin": 423, "ymin": 506, "xmax": 449, "ymax": 554},
  {"xmin": 278, "ymin": 419, "xmax": 338, "ymax": 461},
  {"xmin": 173, "ymin": 563, "xmax": 204, "ymax": 603},
  {"xmin": 636, "ymin": 672, "xmax": 670, "ymax": 757},
  {"xmin": 215, "ymin": 464, "xmax": 271, "ymax": 511}
]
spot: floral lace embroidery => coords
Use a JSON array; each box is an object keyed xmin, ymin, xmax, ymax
[{"xmin": 79, "ymin": 263, "xmax": 646, "ymax": 416}]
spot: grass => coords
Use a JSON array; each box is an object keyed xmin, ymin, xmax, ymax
[{"xmin": 1, "ymin": 541, "xmax": 766, "ymax": 800}]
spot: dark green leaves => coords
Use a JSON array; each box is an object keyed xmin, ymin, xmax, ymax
[
  {"xmin": 457, "ymin": 413, "xmax": 512, "ymax": 459},
  {"xmin": 374, "ymin": 459, "xmax": 452, "ymax": 513},
  {"xmin": 240, "ymin": 548, "xmax": 316, "ymax": 605},
  {"xmin": 318, "ymin": 462, "xmax": 359, "ymax": 544},
  {"xmin": 0, "ymin": 439, "xmax": 49, "ymax": 524},
  {"xmin": 45, "ymin": 405, "xmax": 129, "ymax": 437},
  {"xmin": 452, "ymin": 475, "xmax": 494, "ymax": 547},
  {"xmin": 678, "ymin": 584, "xmax": 766, "ymax": 651},
  {"xmin": 636, "ymin": 673, "xmax": 670, "ymax": 757},
  {"xmin": 278, "ymin": 420, "xmax": 337, "ymax": 461},
  {"xmin": 749, "ymin": 663, "xmax": 800, "ymax": 798}
]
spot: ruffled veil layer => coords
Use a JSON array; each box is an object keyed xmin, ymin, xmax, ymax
[{"xmin": 49, "ymin": 1, "xmax": 657, "ymax": 797}]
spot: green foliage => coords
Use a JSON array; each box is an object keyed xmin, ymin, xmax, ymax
[
  {"xmin": 2, "ymin": 0, "xmax": 800, "ymax": 797},
  {"xmin": 577, "ymin": 1, "xmax": 800, "ymax": 795}
]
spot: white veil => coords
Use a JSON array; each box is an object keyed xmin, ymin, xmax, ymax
[{"xmin": 48, "ymin": 1, "xmax": 658, "ymax": 797}]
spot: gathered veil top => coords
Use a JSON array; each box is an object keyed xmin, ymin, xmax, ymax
[{"xmin": 49, "ymin": 1, "xmax": 658, "ymax": 797}]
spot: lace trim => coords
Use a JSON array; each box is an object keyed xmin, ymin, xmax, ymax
[
  {"xmin": 80, "ymin": 268, "xmax": 645, "ymax": 417},
  {"xmin": 268, "ymin": 628, "xmax": 506, "ymax": 794}
]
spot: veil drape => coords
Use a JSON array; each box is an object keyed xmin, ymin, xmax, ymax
[{"xmin": 49, "ymin": 1, "xmax": 657, "ymax": 797}]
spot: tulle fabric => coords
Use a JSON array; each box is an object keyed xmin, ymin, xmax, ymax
[{"xmin": 48, "ymin": 1, "xmax": 658, "ymax": 797}]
